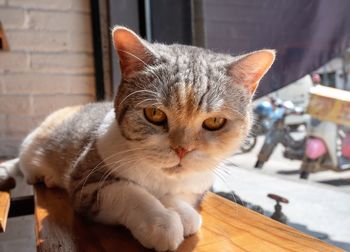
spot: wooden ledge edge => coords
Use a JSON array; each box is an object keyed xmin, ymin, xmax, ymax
[{"xmin": 0, "ymin": 191, "xmax": 10, "ymax": 232}]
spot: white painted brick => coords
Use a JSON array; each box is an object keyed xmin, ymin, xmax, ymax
[
  {"xmin": 8, "ymin": 0, "xmax": 71, "ymax": 10},
  {"xmin": 31, "ymin": 53, "xmax": 94, "ymax": 74},
  {"xmin": 68, "ymin": 32, "xmax": 93, "ymax": 53},
  {"xmin": 28, "ymin": 11, "xmax": 91, "ymax": 33},
  {"xmin": 5, "ymin": 115, "xmax": 40, "ymax": 135},
  {"xmin": 32, "ymin": 94, "xmax": 94, "ymax": 115},
  {"xmin": 4, "ymin": 80, "xmax": 69, "ymax": 94},
  {"xmin": 71, "ymin": 0, "xmax": 90, "ymax": 13},
  {"xmin": 0, "ymin": 0, "xmax": 95, "ymax": 158},
  {"xmin": 0, "ymin": 8, "xmax": 26, "ymax": 29},
  {"xmin": 3, "ymin": 73, "xmax": 70, "ymax": 94},
  {"xmin": 0, "ymin": 115, "xmax": 6, "ymax": 136},
  {"xmin": 0, "ymin": 136, "xmax": 22, "ymax": 157},
  {"xmin": 0, "ymin": 95, "xmax": 31, "ymax": 115},
  {"xmin": 69, "ymin": 78, "xmax": 95, "ymax": 95},
  {"xmin": 0, "ymin": 53, "xmax": 29, "ymax": 73},
  {"xmin": 6, "ymin": 30, "xmax": 69, "ymax": 52},
  {"xmin": 0, "ymin": 82, "xmax": 4, "ymax": 94},
  {"xmin": 3, "ymin": 73, "xmax": 95, "ymax": 95}
]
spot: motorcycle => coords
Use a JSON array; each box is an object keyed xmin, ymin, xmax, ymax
[
  {"xmin": 300, "ymin": 120, "xmax": 350, "ymax": 179},
  {"xmin": 240, "ymin": 99, "xmax": 276, "ymax": 153},
  {"xmin": 254, "ymin": 100, "xmax": 305, "ymax": 169},
  {"xmin": 299, "ymin": 85, "xmax": 350, "ymax": 179}
]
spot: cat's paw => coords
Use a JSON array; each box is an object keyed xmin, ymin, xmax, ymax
[
  {"xmin": 132, "ymin": 209, "xmax": 184, "ymax": 251},
  {"xmin": 176, "ymin": 204, "xmax": 202, "ymax": 236}
]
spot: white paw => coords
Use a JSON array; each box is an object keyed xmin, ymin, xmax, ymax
[
  {"xmin": 176, "ymin": 205, "xmax": 202, "ymax": 236},
  {"xmin": 132, "ymin": 209, "xmax": 184, "ymax": 251}
]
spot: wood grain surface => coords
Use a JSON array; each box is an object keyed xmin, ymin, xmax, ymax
[
  {"xmin": 34, "ymin": 185, "xmax": 344, "ymax": 252},
  {"xmin": 0, "ymin": 191, "xmax": 10, "ymax": 232},
  {"xmin": 0, "ymin": 159, "xmax": 10, "ymax": 232}
]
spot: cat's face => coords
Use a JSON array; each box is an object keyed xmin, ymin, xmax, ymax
[{"xmin": 112, "ymin": 26, "xmax": 275, "ymax": 176}]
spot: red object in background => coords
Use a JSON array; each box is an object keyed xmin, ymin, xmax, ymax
[
  {"xmin": 342, "ymin": 135, "xmax": 350, "ymax": 158},
  {"xmin": 305, "ymin": 138, "xmax": 327, "ymax": 160}
]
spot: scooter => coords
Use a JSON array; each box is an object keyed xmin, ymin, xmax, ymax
[
  {"xmin": 254, "ymin": 100, "xmax": 305, "ymax": 169},
  {"xmin": 300, "ymin": 85, "xmax": 350, "ymax": 179},
  {"xmin": 300, "ymin": 119, "xmax": 350, "ymax": 179},
  {"xmin": 240, "ymin": 100, "xmax": 274, "ymax": 153}
]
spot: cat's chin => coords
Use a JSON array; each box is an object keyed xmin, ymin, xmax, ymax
[{"xmin": 162, "ymin": 163, "xmax": 186, "ymax": 175}]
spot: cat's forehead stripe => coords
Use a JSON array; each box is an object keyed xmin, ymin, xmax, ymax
[
  {"xmin": 165, "ymin": 54, "xmax": 214, "ymax": 114},
  {"xmin": 119, "ymin": 44, "xmax": 250, "ymax": 119}
]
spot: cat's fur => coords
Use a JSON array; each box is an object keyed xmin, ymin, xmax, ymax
[{"xmin": 5, "ymin": 26, "xmax": 275, "ymax": 251}]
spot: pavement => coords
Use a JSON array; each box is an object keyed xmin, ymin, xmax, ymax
[{"xmin": 213, "ymin": 136, "xmax": 350, "ymax": 251}]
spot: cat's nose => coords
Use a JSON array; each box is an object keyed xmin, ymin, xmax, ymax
[{"xmin": 174, "ymin": 147, "xmax": 189, "ymax": 160}]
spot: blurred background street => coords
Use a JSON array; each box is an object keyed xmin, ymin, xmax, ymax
[{"xmin": 213, "ymin": 135, "xmax": 350, "ymax": 251}]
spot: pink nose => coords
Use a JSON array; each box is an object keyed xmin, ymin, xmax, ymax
[{"xmin": 174, "ymin": 147, "xmax": 188, "ymax": 160}]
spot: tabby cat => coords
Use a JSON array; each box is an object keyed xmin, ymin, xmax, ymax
[{"xmin": 2, "ymin": 26, "xmax": 275, "ymax": 251}]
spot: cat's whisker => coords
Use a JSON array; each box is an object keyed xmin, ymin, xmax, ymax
[
  {"xmin": 96, "ymin": 156, "xmax": 147, "ymax": 191},
  {"xmin": 219, "ymin": 157, "xmax": 241, "ymax": 169},
  {"xmin": 117, "ymin": 49, "xmax": 165, "ymax": 88},
  {"xmin": 119, "ymin": 89, "xmax": 159, "ymax": 107},
  {"xmin": 79, "ymin": 154, "xmax": 144, "ymax": 203},
  {"xmin": 215, "ymin": 164, "xmax": 246, "ymax": 209},
  {"xmin": 79, "ymin": 155, "xmax": 139, "ymax": 196},
  {"xmin": 78, "ymin": 149, "xmax": 145, "ymax": 197},
  {"xmin": 135, "ymin": 99, "xmax": 162, "ymax": 107},
  {"xmin": 203, "ymin": 158, "xmax": 245, "ymax": 212},
  {"xmin": 78, "ymin": 147, "xmax": 144, "ymax": 188},
  {"xmin": 211, "ymin": 168, "xmax": 244, "ymax": 213},
  {"xmin": 219, "ymin": 105, "xmax": 246, "ymax": 119}
]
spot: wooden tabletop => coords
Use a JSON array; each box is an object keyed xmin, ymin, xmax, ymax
[
  {"xmin": 34, "ymin": 185, "xmax": 343, "ymax": 252},
  {"xmin": 0, "ymin": 159, "xmax": 11, "ymax": 232},
  {"xmin": 0, "ymin": 191, "xmax": 10, "ymax": 232}
]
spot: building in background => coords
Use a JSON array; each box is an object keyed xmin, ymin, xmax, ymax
[{"xmin": 315, "ymin": 48, "xmax": 350, "ymax": 90}]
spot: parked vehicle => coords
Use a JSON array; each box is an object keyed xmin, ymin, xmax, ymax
[
  {"xmin": 300, "ymin": 120, "xmax": 350, "ymax": 179},
  {"xmin": 299, "ymin": 85, "xmax": 350, "ymax": 179},
  {"xmin": 240, "ymin": 100, "xmax": 274, "ymax": 153},
  {"xmin": 241, "ymin": 97, "xmax": 307, "ymax": 153},
  {"xmin": 254, "ymin": 100, "xmax": 305, "ymax": 168}
]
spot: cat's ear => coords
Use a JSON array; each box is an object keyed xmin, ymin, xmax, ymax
[
  {"xmin": 229, "ymin": 50, "xmax": 276, "ymax": 94},
  {"xmin": 112, "ymin": 26, "xmax": 156, "ymax": 78}
]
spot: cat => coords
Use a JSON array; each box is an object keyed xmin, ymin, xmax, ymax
[{"xmin": 0, "ymin": 26, "xmax": 275, "ymax": 251}]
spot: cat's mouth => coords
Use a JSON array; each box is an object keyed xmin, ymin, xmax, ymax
[{"xmin": 162, "ymin": 163, "xmax": 184, "ymax": 174}]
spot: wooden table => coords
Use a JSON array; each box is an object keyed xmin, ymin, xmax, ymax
[
  {"xmin": 0, "ymin": 191, "xmax": 10, "ymax": 232},
  {"xmin": 0, "ymin": 159, "xmax": 11, "ymax": 232},
  {"xmin": 34, "ymin": 185, "xmax": 343, "ymax": 252}
]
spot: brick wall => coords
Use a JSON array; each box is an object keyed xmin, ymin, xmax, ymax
[{"xmin": 0, "ymin": 0, "xmax": 96, "ymax": 157}]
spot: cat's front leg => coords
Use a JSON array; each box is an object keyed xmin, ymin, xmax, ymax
[
  {"xmin": 161, "ymin": 196, "xmax": 202, "ymax": 237},
  {"xmin": 71, "ymin": 181, "xmax": 184, "ymax": 251}
]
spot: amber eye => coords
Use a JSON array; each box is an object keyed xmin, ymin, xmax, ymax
[
  {"xmin": 202, "ymin": 117, "xmax": 226, "ymax": 131},
  {"xmin": 144, "ymin": 107, "xmax": 167, "ymax": 125}
]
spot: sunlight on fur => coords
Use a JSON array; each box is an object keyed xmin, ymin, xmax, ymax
[{"xmin": 1, "ymin": 26, "xmax": 275, "ymax": 251}]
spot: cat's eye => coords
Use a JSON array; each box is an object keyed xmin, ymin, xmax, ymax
[
  {"xmin": 202, "ymin": 117, "xmax": 226, "ymax": 131},
  {"xmin": 144, "ymin": 107, "xmax": 167, "ymax": 125}
]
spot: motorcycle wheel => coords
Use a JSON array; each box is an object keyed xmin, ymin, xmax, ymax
[
  {"xmin": 254, "ymin": 160, "xmax": 265, "ymax": 169},
  {"xmin": 300, "ymin": 171, "xmax": 309, "ymax": 179},
  {"xmin": 240, "ymin": 135, "xmax": 257, "ymax": 153}
]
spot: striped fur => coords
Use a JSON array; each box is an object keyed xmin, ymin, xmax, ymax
[{"xmin": 17, "ymin": 26, "xmax": 275, "ymax": 251}]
